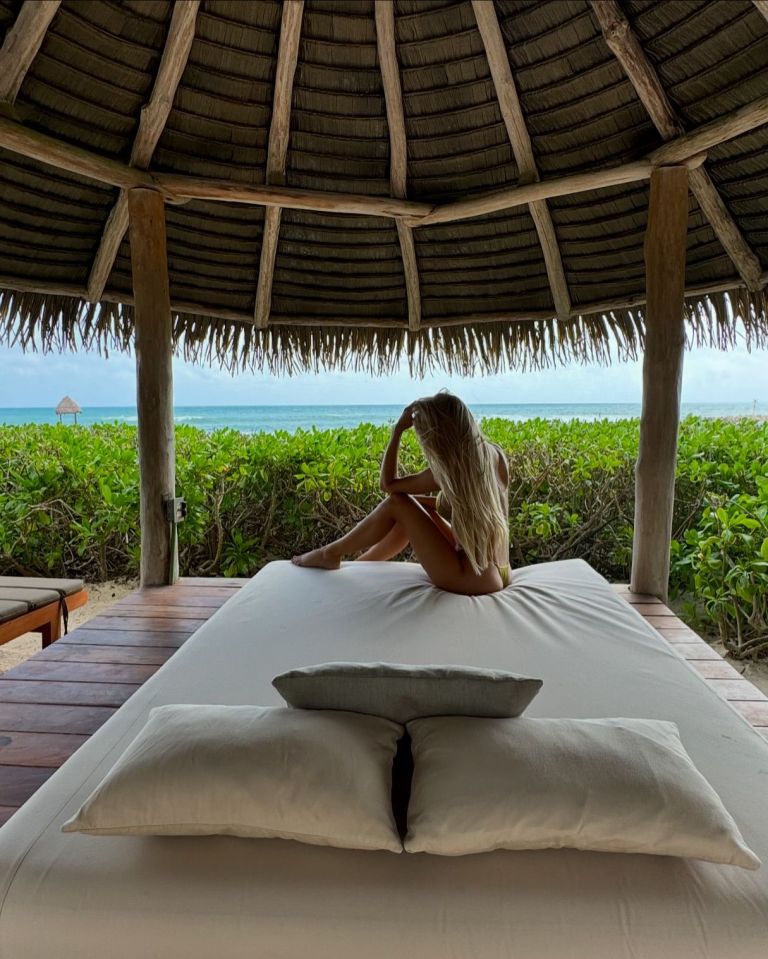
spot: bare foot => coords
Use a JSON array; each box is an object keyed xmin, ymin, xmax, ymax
[{"xmin": 291, "ymin": 547, "xmax": 341, "ymax": 570}]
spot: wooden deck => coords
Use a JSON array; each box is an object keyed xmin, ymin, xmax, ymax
[
  {"xmin": 0, "ymin": 578, "xmax": 765, "ymax": 827},
  {"xmin": 0, "ymin": 577, "xmax": 247, "ymax": 826},
  {"xmin": 612, "ymin": 585, "xmax": 768, "ymax": 739}
]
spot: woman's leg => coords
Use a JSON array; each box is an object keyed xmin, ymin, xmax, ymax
[
  {"xmin": 293, "ymin": 494, "xmax": 502, "ymax": 595},
  {"xmin": 357, "ymin": 523, "xmax": 410, "ymax": 561},
  {"xmin": 292, "ymin": 495, "xmax": 407, "ymax": 570},
  {"xmin": 357, "ymin": 497, "xmax": 456, "ymax": 562}
]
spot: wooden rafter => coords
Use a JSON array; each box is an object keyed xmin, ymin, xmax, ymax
[
  {"xmin": 412, "ymin": 158, "xmax": 660, "ymax": 227},
  {"xmin": 0, "ymin": 0, "xmax": 60, "ymax": 104},
  {"xmin": 0, "ymin": 114, "xmax": 154, "ymax": 187},
  {"xmin": 591, "ymin": 0, "xmax": 764, "ymax": 292},
  {"xmin": 87, "ymin": 0, "xmax": 199, "ymax": 304},
  {"xmin": 376, "ymin": 1, "xmax": 421, "ymax": 332},
  {"xmin": 472, "ymin": 0, "xmax": 571, "ymax": 320},
  {"xmin": 254, "ymin": 0, "xmax": 304, "ymax": 329},
  {"xmin": 158, "ymin": 171, "xmax": 432, "ymax": 218},
  {"xmin": 1, "ymin": 90, "xmax": 767, "ymax": 226},
  {"xmin": 649, "ymin": 95, "xmax": 768, "ymax": 165}
]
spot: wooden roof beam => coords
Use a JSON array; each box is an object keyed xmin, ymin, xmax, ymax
[
  {"xmin": 2, "ymin": 91, "xmax": 768, "ymax": 227},
  {"xmin": 591, "ymin": 0, "xmax": 764, "ymax": 292},
  {"xmin": 0, "ymin": 0, "xmax": 60, "ymax": 104},
  {"xmin": 146, "ymin": 173, "xmax": 435, "ymax": 218},
  {"xmin": 254, "ymin": 0, "xmax": 304, "ymax": 329},
  {"xmin": 376, "ymin": 1, "xmax": 421, "ymax": 332},
  {"xmin": 0, "ymin": 114, "xmax": 155, "ymax": 188},
  {"xmin": 649, "ymin": 94, "xmax": 768, "ymax": 165},
  {"xmin": 472, "ymin": 0, "xmax": 571, "ymax": 321},
  {"xmin": 86, "ymin": 0, "xmax": 200, "ymax": 304},
  {"xmin": 412, "ymin": 159, "xmax": 657, "ymax": 227}
]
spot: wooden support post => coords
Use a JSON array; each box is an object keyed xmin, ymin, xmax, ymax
[
  {"xmin": 127, "ymin": 187, "xmax": 177, "ymax": 587},
  {"xmin": 631, "ymin": 166, "xmax": 688, "ymax": 600}
]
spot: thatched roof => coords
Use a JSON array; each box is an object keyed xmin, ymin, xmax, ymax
[
  {"xmin": 0, "ymin": 0, "xmax": 767, "ymax": 374},
  {"xmin": 55, "ymin": 394, "xmax": 80, "ymax": 414}
]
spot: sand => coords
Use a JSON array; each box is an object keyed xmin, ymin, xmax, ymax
[
  {"xmin": 712, "ymin": 642, "xmax": 768, "ymax": 697},
  {"xmin": 0, "ymin": 580, "xmax": 138, "ymax": 675}
]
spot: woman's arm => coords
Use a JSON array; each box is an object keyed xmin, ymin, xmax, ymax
[
  {"xmin": 379, "ymin": 406, "xmax": 438, "ymax": 495},
  {"xmin": 495, "ymin": 443, "xmax": 509, "ymax": 490}
]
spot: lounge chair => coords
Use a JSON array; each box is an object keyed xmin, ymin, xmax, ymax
[{"xmin": 0, "ymin": 577, "xmax": 88, "ymax": 648}]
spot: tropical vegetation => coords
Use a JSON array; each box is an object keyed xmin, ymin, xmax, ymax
[{"xmin": 1, "ymin": 417, "xmax": 766, "ymax": 657}]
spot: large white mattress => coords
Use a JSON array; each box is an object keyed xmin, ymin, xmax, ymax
[{"xmin": 0, "ymin": 559, "xmax": 766, "ymax": 959}]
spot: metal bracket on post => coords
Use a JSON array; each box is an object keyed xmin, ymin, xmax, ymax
[
  {"xmin": 163, "ymin": 496, "xmax": 187, "ymax": 524},
  {"xmin": 162, "ymin": 496, "xmax": 185, "ymax": 586}
]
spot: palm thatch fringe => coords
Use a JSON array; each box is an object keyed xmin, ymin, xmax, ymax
[
  {"xmin": 1, "ymin": 287, "xmax": 766, "ymax": 378},
  {"xmin": 684, "ymin": 288, "xmax": 768, "ymax": 351},
  {"xmin": 0, "ymin": 289, "xmax": 130, "ymax": 355}
]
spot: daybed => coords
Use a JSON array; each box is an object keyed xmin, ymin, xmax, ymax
[
  {"xmin": 0, "ymin": 577, "xmax": 87, "ymax": 647},
  {"xmin": 0, "ymin": 559, "xmax": 765, "ymax": 959}
]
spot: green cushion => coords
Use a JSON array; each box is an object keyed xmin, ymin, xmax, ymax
[
  {"xmin": 0, "ymin": 577, "xmax": 84, "ymax": 596},
  {"xmin": 0, "ymin": 599, "xmax": 28, "ymax": 624},
  {"xmin": 0, "ymin": 587, "xmax": 60, "ymax": 610}
]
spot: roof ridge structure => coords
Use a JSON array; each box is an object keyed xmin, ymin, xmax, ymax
[{"xmin": 0, "ymin": 0, "xmax": 765, "ymax": 374}]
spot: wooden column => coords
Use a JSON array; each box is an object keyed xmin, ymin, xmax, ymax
[
  {"xmin": 127, "ymin": 187, "xmax": 177, "ymax": 586},
  {"xmin": 631, "ymin": 166, "xmax": 688, "ymax": 600}
]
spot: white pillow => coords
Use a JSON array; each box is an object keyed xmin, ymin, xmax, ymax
[
  {"xmin": 405, "ymin": 716, "xmax": 760, "ymax": 869},
  {"xmin": 63, "ymin": 705, "xmax": 403, "ymax": 853}
]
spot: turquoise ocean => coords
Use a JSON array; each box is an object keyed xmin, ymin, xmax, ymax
[{"xmin": 0, "ymin": 403, "xmax": 765, "ymax": 433}]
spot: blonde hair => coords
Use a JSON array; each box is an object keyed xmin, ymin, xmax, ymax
[{"xmin": 412, "ymin": 392, "xmax": 509, "ymax": 576}]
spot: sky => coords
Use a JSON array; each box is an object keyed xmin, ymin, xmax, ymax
[{"xmin": 0, "ymin": 334, "xmax": 765, "ymax": 408}]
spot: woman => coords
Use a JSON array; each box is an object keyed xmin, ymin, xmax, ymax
[{"xmin": 292, "ymin": 392, "xmax": 510, "ymax": 595}]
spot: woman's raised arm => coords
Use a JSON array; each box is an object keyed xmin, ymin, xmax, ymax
[{"xmin": 379, "ymin": 406, "xmax": 438, "ymax": 494}]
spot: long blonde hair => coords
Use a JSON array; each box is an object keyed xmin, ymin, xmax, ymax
[{"xmin": 412, "ymin": 392, "xmax": 509, "ymax": 576}]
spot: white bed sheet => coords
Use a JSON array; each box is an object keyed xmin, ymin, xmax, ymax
[{"xmin": 0, "ymin": 559, "xmax": 766, "ymax": 959}]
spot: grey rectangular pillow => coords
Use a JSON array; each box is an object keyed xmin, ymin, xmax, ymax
[{"xmin": 272, "ymin": 662, "xmax": 542, "ymax": 723}]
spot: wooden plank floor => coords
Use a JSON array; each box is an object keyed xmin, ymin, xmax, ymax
[
  {"xmin": 611, "ymin": 585, "xmax": 768, "ymax": 741},
  {"xmin": 0, "ymin": 578, "xmax": 764, "ymax": 827},
  {"xmin": 0, "ymin": 577, "xmax": 247, "ymax": 826}
]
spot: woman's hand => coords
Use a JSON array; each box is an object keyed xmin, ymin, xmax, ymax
[{"xmin": 395, "ymin": 404, "xmax": 415, "ymax": 433}]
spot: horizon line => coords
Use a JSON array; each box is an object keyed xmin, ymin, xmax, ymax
[{"xmin": 0, "ymin": 400, "xmax": 763, "ymax": 411}]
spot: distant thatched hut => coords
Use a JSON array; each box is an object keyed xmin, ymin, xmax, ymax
[{"xmin": 55, "ymin": 396, "xmax": 81, "ymax": 424}]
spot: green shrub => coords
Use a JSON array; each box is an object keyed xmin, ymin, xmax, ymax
[
  {"xmin": 671, "ymin": 484, "xmax": 768, "ymax": 658},
  {"xmin": 1, "ymin": 417, "xmax": 766, "ymax": 652}
]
